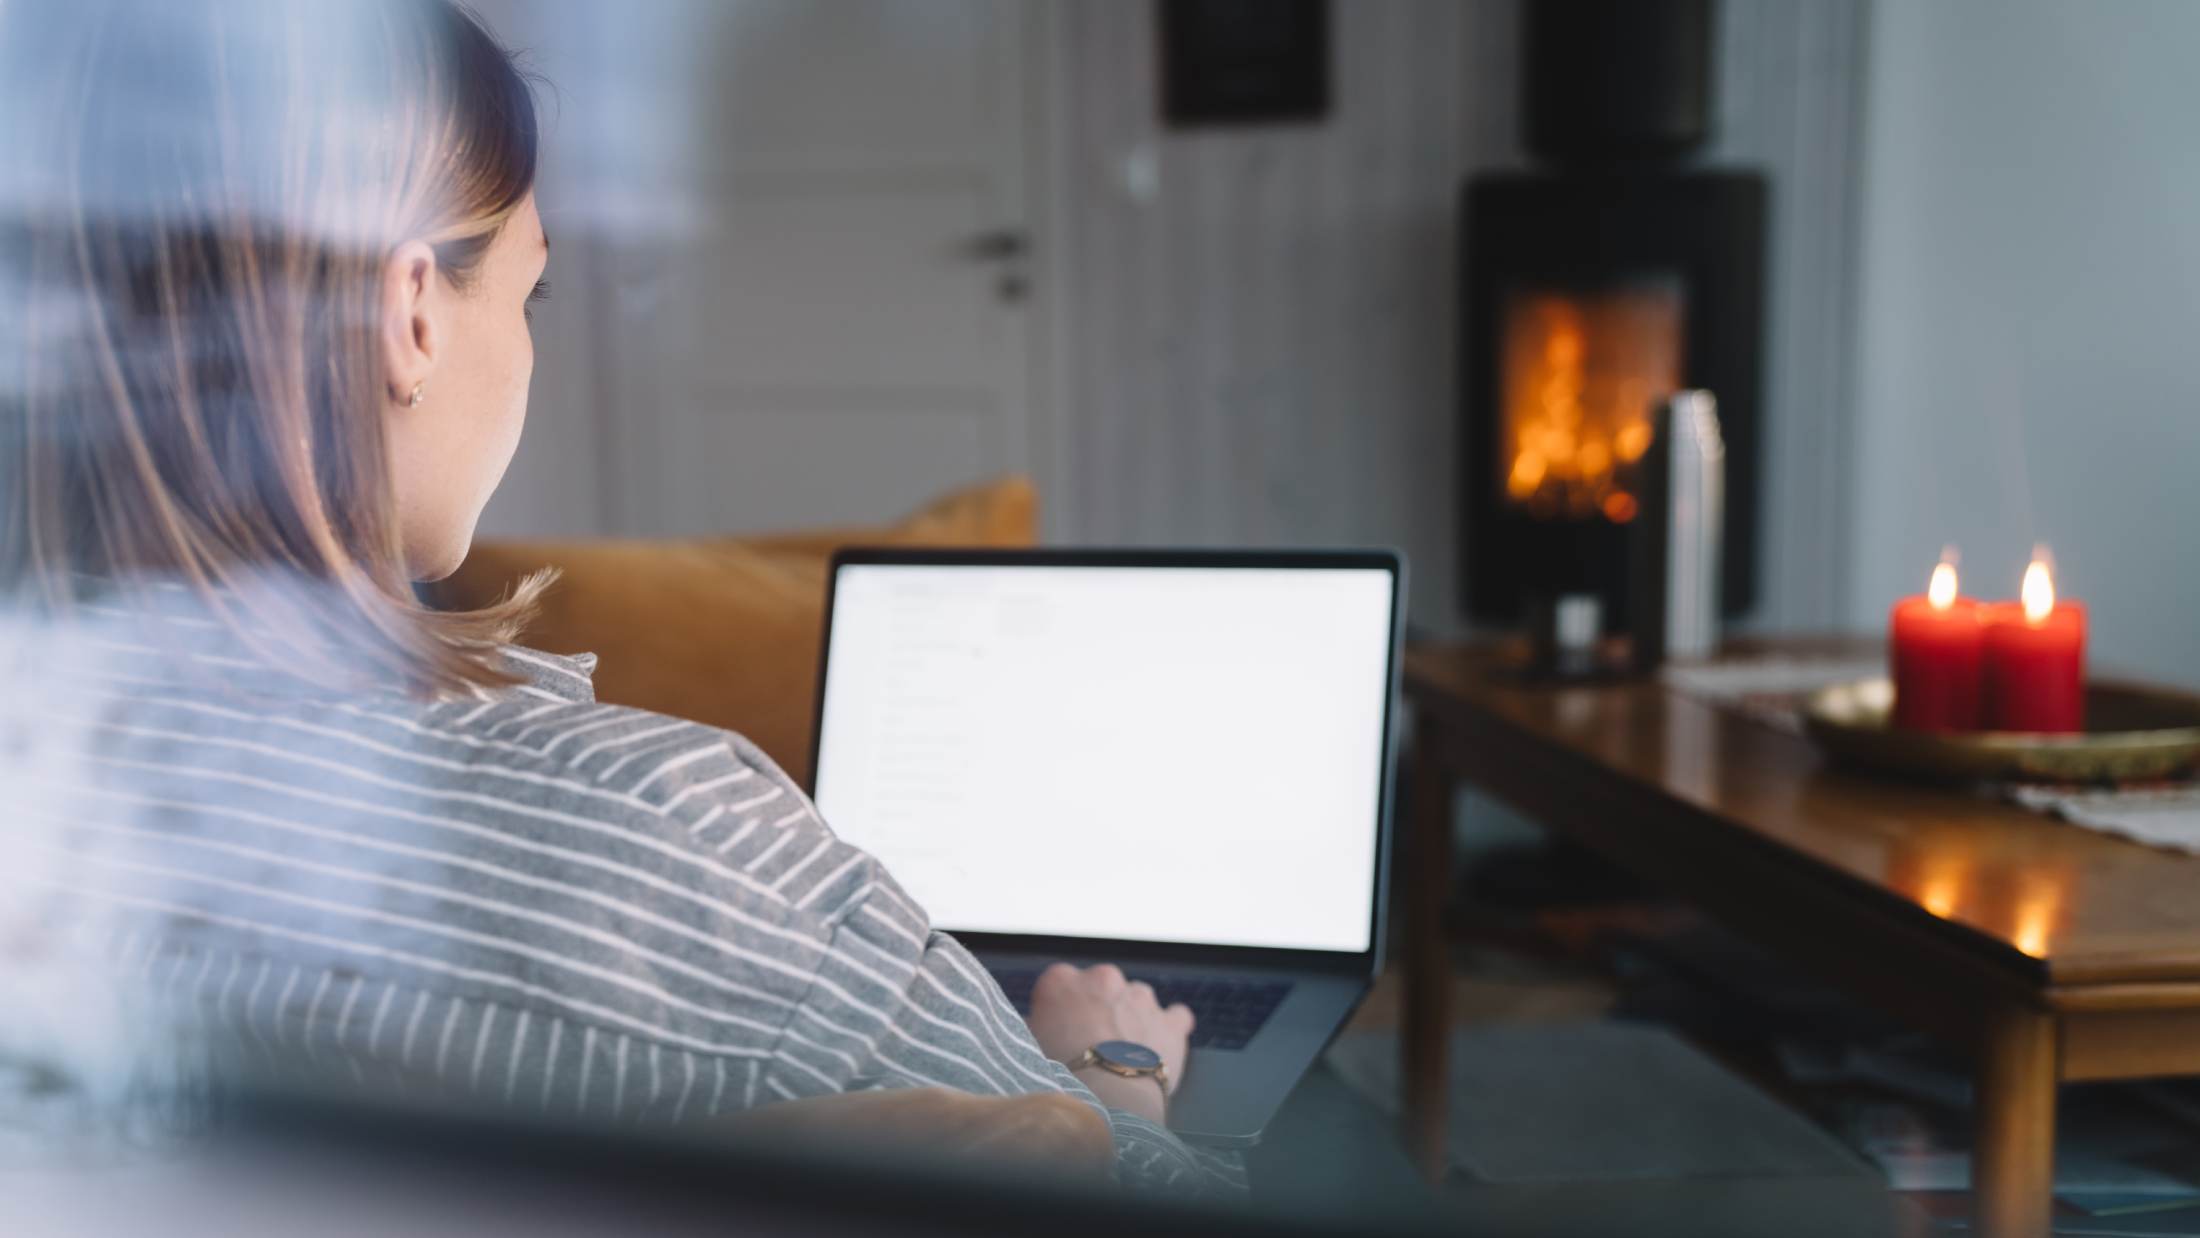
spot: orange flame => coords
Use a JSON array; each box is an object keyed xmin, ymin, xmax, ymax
[{"xmin": 1497, "ymin": 287, "xmax": 1681, "ymax": 523}]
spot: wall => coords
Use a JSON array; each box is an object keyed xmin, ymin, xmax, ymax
[
  {"xmin": 1044, "ymin": 0, "xmax": 1475, "ymax": 627},
  {"xmin": 465, "ymin": 0, "xmax": 653, "ymax": 539},
  {"xmin": 1707, "ymin": 0, "xmax": 1870, "ymax": 633},
  {"xmin": 1049, "ymin": 0, "xmax": 1870, "ymax": 633},
  {"xmin": 474, "ymin": 0, "xmax": 1873, "ymax": 638},
  {"xmin": 1848, "ymin": 0, "xmax": 2200, "ymax": 686}
]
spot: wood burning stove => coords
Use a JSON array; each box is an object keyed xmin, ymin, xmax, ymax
[{"xmin": 1460, "ymin": 0, "xmax": 1766, "ymax": 627}]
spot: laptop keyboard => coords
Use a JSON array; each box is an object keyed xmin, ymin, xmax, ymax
[{"xmin": 988, "ymin": 968, "xmax": 1292, "ymax": 1052}]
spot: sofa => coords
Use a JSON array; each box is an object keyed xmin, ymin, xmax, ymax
[{"xmin": 427, "ymin": 475, "xmax": 1038, "ymax": 788}]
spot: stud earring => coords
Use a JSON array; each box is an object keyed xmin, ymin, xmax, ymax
[{"xmin": 408, "ymin": 382, "xmax": 425, "ymax": 407}]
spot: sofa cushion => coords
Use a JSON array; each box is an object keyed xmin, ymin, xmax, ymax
[{"xmin": 430, "ymin": 476, "xmax": 1037, "ymax": 786}]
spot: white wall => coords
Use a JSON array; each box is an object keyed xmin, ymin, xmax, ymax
[
  {"xmin": 1850, "ymin": 0, "xmax": 2200, "ymax": 686},
  {"xmin": 1708, "ymin": 0, "xmax": 1869, "ymax": 633},
  {"xmin": 1049, "ymin": 0, "xmax": 1869, "ymax": 633},
  {"xmin": 474, "ymin": 0, "xmax": 1873, "ymax": 639},
  {"xmin": 465, "ymin": 0, "xmax": 661, "ymax": 540},
  {"xmin": 1045, "ymin": 0, "xmax": 1475, "ymax": 627}
]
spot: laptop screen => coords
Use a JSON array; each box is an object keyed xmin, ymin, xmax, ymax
[{"xmin": 812, "ymin": 559, "xmax": 1396, "ymax": 954}]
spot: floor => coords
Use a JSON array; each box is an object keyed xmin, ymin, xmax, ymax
[{"xmin": 1263, "ymin": 782, "xmax": 1960, "ymax": 1238}]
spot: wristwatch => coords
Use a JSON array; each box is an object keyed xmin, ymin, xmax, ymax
[{"xmin": 1070, "ymin": 1040, "xmax": 1171, "ymax": 1118}]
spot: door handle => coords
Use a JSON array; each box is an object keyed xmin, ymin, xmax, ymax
[{"xmin": 957, "ymin": 229, "xmax": 1028, "ymax": 262}]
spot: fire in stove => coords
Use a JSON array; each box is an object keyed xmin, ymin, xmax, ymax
[
  {"xmin": 1497, "ymin": 280, "xmax": 1684, "ymax": 526},
  {"xmin": 1459, "ymin": 0, "xmax": 1763, "ymax": 625}
]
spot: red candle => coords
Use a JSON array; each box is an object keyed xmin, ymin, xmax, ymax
[
  {"xmin": 1890, "ymin": 558, "xmax": 1985, "ymax": 732},
  {"xmin": 1982, "ymin": 556, "xmax": 2086, "ymax": 733}
]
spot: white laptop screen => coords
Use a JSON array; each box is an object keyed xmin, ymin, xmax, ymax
[{"xmin": 812, "ymin": 562, "xmax": 1395, "ymax": 954}]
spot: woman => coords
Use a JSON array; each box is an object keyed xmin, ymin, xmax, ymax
[{"xmin": 0, "ymin": 0, "xmax": 1231, "ymax": 1197}]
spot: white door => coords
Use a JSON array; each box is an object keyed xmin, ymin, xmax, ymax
[{"xmin": 603, "ymin": 0, "xmax": 1039, "ymax": 536}]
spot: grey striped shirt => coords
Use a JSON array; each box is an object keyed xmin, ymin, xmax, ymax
[{"xmin": 0, "ymin": 583, "xmax": 1242, "ymax": 1198}]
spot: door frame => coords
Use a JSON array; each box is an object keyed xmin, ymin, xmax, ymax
[{"xmin": 1026, "ymin": 0, "xmax": 1076, "ymax": 545}]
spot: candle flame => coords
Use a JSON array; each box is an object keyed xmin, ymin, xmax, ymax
[
  {"xmin": 1927, "ymin": 561, "xmax": 1958, "ymax": 610},
  {"xmin": 2021, "ymin": 557, "xmax": 2055, "ymax": 624}
]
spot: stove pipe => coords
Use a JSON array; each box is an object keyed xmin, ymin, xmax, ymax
[{"xmin": 1522, "ymin": 0, "xmax": 1715, "ymax": 165}]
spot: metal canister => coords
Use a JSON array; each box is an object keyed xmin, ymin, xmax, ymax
[
  {"xmin": 1629, "ymin": 390, "xmax": 1725, "ymax": 666},
  {"xmin": 1661, "ymin": 390, "xmax": 1725, "ymax": 658}
]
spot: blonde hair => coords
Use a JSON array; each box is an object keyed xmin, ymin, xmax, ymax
[{"xmin": 0, "ymin": 0, "xmax": 549, "ymax": 695}]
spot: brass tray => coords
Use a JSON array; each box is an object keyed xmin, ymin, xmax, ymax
[{"xmin": 1803, "ymin": 678, "xmax": 2200, "ymax": 785}]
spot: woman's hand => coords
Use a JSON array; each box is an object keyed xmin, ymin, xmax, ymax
[{"xmin": 1023, "ymin": 963, "xmax": 1193, "ymax": 1126}]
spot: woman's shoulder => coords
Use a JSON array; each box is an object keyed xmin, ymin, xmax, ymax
[
  {"xmin": 406, "ymin": 683, "xmax": 787, "ymax": 811},
  {"xmin": 414, "ymin": 657, "xmax": 828, "ymax": 832}
]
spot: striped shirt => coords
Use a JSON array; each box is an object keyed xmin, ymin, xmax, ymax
[{"xmin": 0, "ymin": 581, "xmax": 1242, "ymax": 1197}]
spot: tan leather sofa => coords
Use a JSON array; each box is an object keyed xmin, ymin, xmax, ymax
[{"xmin": 428, "ymin": 476, "xmax": 1038, "ymax": 787}]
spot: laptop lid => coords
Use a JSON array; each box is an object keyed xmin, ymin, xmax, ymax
[{"xmin": 809, "ymin": 549, "xmax": 1403, "ymax": 974}]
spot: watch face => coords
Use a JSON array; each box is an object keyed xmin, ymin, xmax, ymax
[{"xmin": 1093, "ymin": 1040, "xmax": 1163, "ymax": 1072}]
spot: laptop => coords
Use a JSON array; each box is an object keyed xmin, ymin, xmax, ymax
[{"xmin": 808, "ymin": 548, "xmax": 1403, "ymax": 1146}]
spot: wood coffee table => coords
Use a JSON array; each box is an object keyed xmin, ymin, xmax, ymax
[{"xmin": 1401, "ymin": 639, "xmax": 2200, "ymax": 1238}]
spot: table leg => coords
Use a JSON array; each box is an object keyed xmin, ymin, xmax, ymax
[
  {"xmin": 1401, "ymin": 719, "xmax": 1454, "ymax": 1182},
  {"xmin": 1973, "ymin": 1005, "xmax": 2058, "ymax": 1238}
]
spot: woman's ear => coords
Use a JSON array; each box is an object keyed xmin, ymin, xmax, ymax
[{"xmin": 379, "ymin": 240, "xmax": 441, "ymax": 406}]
